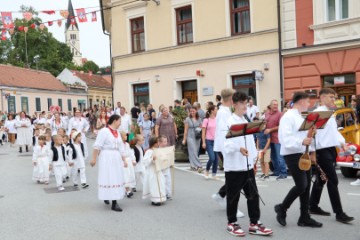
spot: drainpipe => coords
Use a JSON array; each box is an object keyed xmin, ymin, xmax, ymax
[
  {"xmin": 277, "ymin": 0, "xmax": 284, "ymax": 109},
  {"xmin": 99, "ymin": 0, "xmax": 114, "ymax": 109}
]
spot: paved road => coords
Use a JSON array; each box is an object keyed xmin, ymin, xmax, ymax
[{"xmin": 0, "ymin": 138, "xmax": 359, "ymax": 240}]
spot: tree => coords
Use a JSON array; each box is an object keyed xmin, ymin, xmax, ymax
[{"xmin": 81, "ymin": 60, "xmax": 100, "ymax": 73}]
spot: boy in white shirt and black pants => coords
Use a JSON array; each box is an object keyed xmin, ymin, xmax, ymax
[
  {"xmin": 224, "ymin": 92, "xmax": 272, "ymax": 237},
  {"xmin": 275, "ymin": 92, "xmax": 322, "ymax": 227}
]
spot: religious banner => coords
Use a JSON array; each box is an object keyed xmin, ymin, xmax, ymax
[
  {"xmin": 91, "ymin": 12, "xmax": 97, "ymax": 22},
  {"xmin": 153, "ymin": 146, "xmax": 175, "ymax": 171},
  {"xmin": 1, "ymin": 12, "xmax": 14, "ymax": 29},
  {"xmin": 76, "ymin": 8, "xmax": 87, "ymax": 23},
  {"xmin": 23, "ymin": 12, "xmax": 33, "ymax": 21},
  {"xmin": 60, "ymin": 10, "xmax": 69, "ymax": 19}
]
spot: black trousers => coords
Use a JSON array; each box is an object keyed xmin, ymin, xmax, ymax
[
  {"xmin": 217, "ymin": 152, "xmax": 226, "ymax": 198},
  {"xmin": 310, "ymin": 147, "xmax": 343, "ymax": 214},
  {"xmin": 282, "ymin": 154, "xmax": 311, "ymax": 217},
  {"xmin": 225, "ymin": 170, "xmax": 260, "ymax": 224}
]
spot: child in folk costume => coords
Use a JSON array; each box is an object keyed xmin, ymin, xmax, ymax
[
  {"xmin": 133, "ymin": 135, "xmax": 146, "ymax": 192},
  {"xmin": 158, "ymin": 135, "xmax": 173, "ymax": 200},
  {"xmin": 32, "ymin": 135, "xmax": 51, "ymax": 184},
  {"xmin": 139, "ymin": 113, "xmax": 154, "ymax": 150},
  {"xmin": 50, "ymin": 135, "xmax": 73, "ymax": 191},
  {"xmin": 120, "ymin": 131, "xmax": 136, "ymax": 197},
  {"xmin": 45, "ymin": 133, "xmax": 53, "ymax": 148},
  {"xmin": 142, "ymin": 137, "xmax": 167, "ymax": 206},
  {"xmin": 68, "ymin": 132, "xmax": 89, "ymax": 189}
]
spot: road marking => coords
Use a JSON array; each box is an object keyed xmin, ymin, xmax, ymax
[{"xmin": 347, "ymin": 193, "xmax": 360, "ymax": 196}]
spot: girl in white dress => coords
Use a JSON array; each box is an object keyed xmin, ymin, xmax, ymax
[
  {"xmin": 90, "ymin": 115, "xmax": 127, "ymax": 212},
  {"xmin": 32, "ymin": 135, "xmax": 51, "ymax": 184},
  {"xmin": 120, "ymin": 131, "xmax": 136, "ymax": 197},
  {"xmin": 133, "ymin": 135, "xmax": 146, "ymax": 191},
  {"xmin": 142, "ymin": 137, "xmax": 167, "ymax": 206}
]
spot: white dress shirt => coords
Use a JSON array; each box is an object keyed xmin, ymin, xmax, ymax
[
  {"xmin": 247, "ymin": 105, "xmax": 259, "ymax": 121},
  {"xmin": 223, "ymin": 113, "xmax": 257, "ymax": 172},
  {"xmin": 214, "ymin": 105, "xmax": 232, "ymax": 152},
  {"xmin": 119, "ymin": 114, "xmax": 132, "ymax": 134},
  {"xmin": 314, "ymin": 106, "xmax": 345, "ymax": 149},
  {"xmin": 279, "ymin": 109, "xmax": 314, "ymax": 156}
]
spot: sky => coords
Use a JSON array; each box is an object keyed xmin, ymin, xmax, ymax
[{"xmin": 3, "ymin": 0, "xmax": 110, "ymax": 67}]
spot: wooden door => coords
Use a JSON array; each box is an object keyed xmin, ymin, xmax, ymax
[{"xmin": 183, "ymin": 90, "xmax": 198, "ymax": 104}]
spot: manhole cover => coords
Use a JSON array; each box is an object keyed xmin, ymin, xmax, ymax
[{"xmin": 44, "ymin": 186, "xmax": 80, "ymax": 194}]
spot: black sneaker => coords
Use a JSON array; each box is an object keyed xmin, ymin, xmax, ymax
[
  {"xmin": 274, "ymin": 204, "xmax": 287, "ymax": 226},
  {"xmin": 132, "ymin": 188, "xmax": 136, "ymax": 192},
  {"xmin": 126, "ymin": 192, "xmax": 133, "ymax": 198},
  {"xmin": 297, "ymin": 217, "xmax": 323, "ymax": 228},
  {"xmin": 81, "ymin": 183, "xmax": 89, "ymax": 189},
  {"xmin": 309, "ymin": 206, "xmax": 331, "ymax": 216},
  {"xmin": 151, "ymin": 202, "xmax": 161, "ymax": 206},
  {"xmin": 336, "ymin": 212, "xmax": 354, "ymax": 223},
  {"xmin": 74, "ymin": 184, "xmax": 78, "ymax": 187}
]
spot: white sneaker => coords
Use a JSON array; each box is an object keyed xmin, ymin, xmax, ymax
[
  {"xmin": 350, "ymin": 179, "xmax": 360, "ymax": 186},
  {"xmin": 212, "ymin": 193, "xmax": 226, "ymax": 209},
  {"xmin": 237, "ymin": 209, "xmax": 245, "ymax": 218},
  {"xmin": 58, "ymin": 186, "xmax": 65, "ymax": 191}
]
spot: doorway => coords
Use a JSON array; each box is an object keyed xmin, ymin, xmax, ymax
[
  {"xmin": 182, "ymin": 80, "xmax": 198, "ymax": 104},
  {"xmin": 329, "ymin": 86, "xmax": 355, "ymax": 107}
]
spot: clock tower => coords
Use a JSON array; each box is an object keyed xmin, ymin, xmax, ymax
[{"xmin": 65, "ymin": 0, "xmax": 82, "ymax": 66}]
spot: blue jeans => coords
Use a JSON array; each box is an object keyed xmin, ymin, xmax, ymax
[
  {"xmin": 205, "ymin": 139, "xmax": 218, "ymax": 175},
  {"xmin": 270, "ymin": 143, "xmax": 287, "ymax": 176}
]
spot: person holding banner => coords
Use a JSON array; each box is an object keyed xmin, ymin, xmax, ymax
[
  {"xmin": 142, "ymin": 137, "xmax": 166, "ymax": 206},
  {"xmin": 224, "ymin": 92, "xmax": 273, "ymax": 237},
  {"xmin": 275, "ymin": 92, "xmax": 322, "ymax": 228}
]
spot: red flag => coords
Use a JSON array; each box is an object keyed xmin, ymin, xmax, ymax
[
  {"xmin": 91, "ymin": 12, "xmax": 97, "ymax": 22},
  {"xmin": 48, "ymin": 21, "xmax": 53, "ymax": 27},
  {"xmin": 1, "ymin": 12, "xmax": 14, "ymax": 29},
  {"xmin": 76, "ymin": 8, "xmax": 87, "ymax": 23},
  {"xmin": 57, "ymin": 20, "xmax": 62, "ymax": 27},
  {"xmin": 42, "ymin": 10, "xmax": 55, "ymax": 15},
  {"xmin": 1, "ymin": 30, "xmax": 7, "ymax": 41},
  {"xmin": 70, "ymin": 17, "xmax": 76, "ymax": 25}
]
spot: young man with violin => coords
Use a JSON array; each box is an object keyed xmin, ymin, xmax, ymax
[
  {"xmin": 275, "ymin": 92, "xmax": 323, "ymax": 227},
  {"xmin": 309, "ymin": 88, "xmax": 354, "ymax": 223}
]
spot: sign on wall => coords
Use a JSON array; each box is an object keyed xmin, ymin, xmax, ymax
[{"xmin": 202, "ymin": 87, "xmax": 213, "ymax": 96}]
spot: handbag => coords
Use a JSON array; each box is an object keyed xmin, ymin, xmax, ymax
[{"xmin": 190, "ymin": 118, "xmax": 202, "ymax": 139}]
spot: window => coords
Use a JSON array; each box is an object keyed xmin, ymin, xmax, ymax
[
  {"xmin": 47, "ymin": 98, "xmax": 52, "ymax": 111},
  {"xmin": 131, "ymin": 17, "xmax": 145, "ymax": 53},
  {"xmin": 21, "ymin": 97, "xmax": 29, "ymax": 113},
  {"xmin": 326, "ymin": 0, "xmax": 348, "ymax": 21},
  {"xmin": 70, "ymin": 34, "xmax": 76, "ymax": 40},
  {"xmin": 176, "ymin": 6, "xmax": 193, "ymax": 45},
  {"xmin": 232, "ymin": 74, "xmax": 256, "ymax": 104},
  {"xmin": 58, "ymin": 99, "xmax": 63, "ymax": 111},
  {"xmin": 67, "ymin": 99, "xmax": 72, "ymax": 111},
  {"xmin": 133, "ymin": 83, "xmax": 149, "ymax": 106},
  {"xmin": 323, "ymin": 74, "xmax": 355, "ymax": 86},
  {"xmin": 230, "ymin": 0, "xmax": 251, "ymax": 35},
  {"xmin": 35, "ymin": 98, "xmax": 41, "ymax": 111},
  {"xmin": 7, "ymin": 96, "xmax": 16, "ymax": 113}
]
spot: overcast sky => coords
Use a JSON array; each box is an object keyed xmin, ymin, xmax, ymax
[{"xmin": 4, "ymin": 0, "xmax": 110, "ymax": 67}]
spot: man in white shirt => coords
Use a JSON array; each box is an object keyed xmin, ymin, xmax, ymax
[
  {"xmin": 309, "ymin": 88, "xmax": 354, "ymax": 223},
  {"xmin": 114, "ymin": 102, "xmax": 121, "ymax": 116},
  {"xmin": 246, "ymin": 97, "xmax": 259, "ymax": 121},
  {"xmin": 118, "ymin": 107, "xmax": 132, "ymax": 134},
  {"xmin": 275, "ymin": 92, "xmax": 322, "ymax": 228},
  {"xmin": 224, "ymin": 91, "xmax": 273, "ymax": 237}
]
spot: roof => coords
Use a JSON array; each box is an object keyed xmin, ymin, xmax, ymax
[
  {"xmin": 57, "ymin": 68, "xmax": 87, "ymax": 87},
  {"xmin": 65, "ymin": 0, "xmax": 79, "ymax": 30},
  {"xmin": 0, "ymin": 64, "xmax": 68, "ymax": 91},
  {"xmin": 75, "ymin": 72, "xmax": 112, "ymax": 89},
  {"xmin": 102, "ymin": 75, "xmax": 112, "ymax": 84}
]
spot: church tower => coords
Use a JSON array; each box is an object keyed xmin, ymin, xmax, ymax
[{"xmin": 65, "ymin": 0, "xmax": 83, "ymax": 66}]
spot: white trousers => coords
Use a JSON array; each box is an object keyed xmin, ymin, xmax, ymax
[
  {"xmin": 135, "ymin": 172, "xmax": 144, "ymax": 188},
  {"xmin": 53, "ymin": 165, "xmax": 67, "ymax": 187},
  {"xmin": 71, "ymin": 167, "xmax": 87, "ymax": 185},
  {"xmin": 162, "ymin": 168, "xmax": 172, "ymax": 197}
]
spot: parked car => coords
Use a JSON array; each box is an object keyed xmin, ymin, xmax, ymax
[{"xmin": 335, "ymin": 108, "xmax": 360, "ymax": 178}]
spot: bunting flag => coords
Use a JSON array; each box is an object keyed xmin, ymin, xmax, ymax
[
  {"xmin": 1, "ymin": 12, "xmax": 14, "ymax": 29},
  {"xmin": 1, "ymin": 30, "xmax": 7, "ymax": 41},
  {"xmin": 23, "ymin": 12, "xmax": 33, "ymax": 21},
  {"xmin": 76, "ymin": 8, "xmax": 87, "ymax": 23},
  {"xmin": 60, "ymin": 10, "xmax": 69, "ymax": 19},
  {"xmin": 70, "ymin": 17, "xmax": 76, "ymax": 25},
  {"xmin": 48, "ymin": 21, "xmax": 53, "ymax": 27},
  {"xmin": 42, "ymin": 10, "xmax": 55, "ymax": 15},
  {"xmin": 57, "ymin": 20, "xmax": 62, "ymax": 27},
  {"xmin": 91, "ymin": 12, "xmax": 97, "ymax": 22}
]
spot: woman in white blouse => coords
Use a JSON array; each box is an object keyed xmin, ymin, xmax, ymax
[{"xmin": 15, "ymin": 111, "xmax": 32, "ymax": 153}]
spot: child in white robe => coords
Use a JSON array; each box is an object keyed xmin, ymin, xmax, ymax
[
  {"xmin": 32, "ymin": 135, "xmax": 51, "ymax": 184},
  {"xmin": 158, "ymin": 135, "xmax": 173, "ymax": 200},
  {"xmin": 69, "ymin": 131, "xmax": 89, "ymax": 189},
  {"xmin": 142, "ymin": 137, "xmax": 166, "ymax": 206},
  {"xmin": 50, "ymin": 135, "xmax": 73, "ymax": 191},
  {"xmin": 120, "ymin": 131, "xmax": 136, "ymax": 197},
  {"xmin": 133, "ymin": 135, "xmax": 146, "ymax": 192}
]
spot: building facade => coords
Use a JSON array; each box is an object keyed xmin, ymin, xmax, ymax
[
  {"xmin": 101, "ymin": 0, "xmax": 281, "ymax": 111},
  {"xmin": 0, "ymin": 65, "xmax": 87, "ymax": 114},
  {"xmin": 282, "ymin": 0, "xmax": 360, "ymax": 106}
]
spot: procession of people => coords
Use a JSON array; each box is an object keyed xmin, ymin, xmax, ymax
[{"xmin": 0, "ymin": 87, "xmax": 358, "ymax": 238}]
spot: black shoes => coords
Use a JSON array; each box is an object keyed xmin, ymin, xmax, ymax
[
  {"xmin": 104, "ymin": 200, "xmax": 110, "ymax": 205},
  {"xmin": 82, "ymin": 183, "xmax": 89, "ymax": 189},
  {"xmin": 26, "ymin": 145, "xmax": 29, "ymax": 152},
  {"xmin": 309, "ymin": 206, "xmax": 331, "ymax": 216},
  {"xmin": 152, "ymin": 202, "xmax": 161, "ymax": 206},
  {"xmin": 298, "ymin": 216, "xmax": 323, "ymax": 228},
  {"xmin": 126, "ymin": 192, "xmax": 133, "ymax": 198},
  {"xmin": 111, "ymin": 201, "xmax": 122, "ymax": 212},
  {"xmin": 132, "ymin": 188, "xmax": 136, "ymax": 192},
  {"xmin": 19, "ymin": 147, "xmax": 22, "ymax": 153},
  {"xmin": 336, "ymin": 212, "xmax": 354, "ymax": 223},
  {"xmin": 274, "ymin": 204, "xmax": 287, "ymax": 226}
]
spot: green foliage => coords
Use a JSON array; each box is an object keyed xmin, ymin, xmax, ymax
[
  {"xmin": 81, "ymin": 60, "xmax": 100, "ymax": 73},
  {"xmin": 171, "ymin": 107, "xmax": 188, "ymax": 134}
]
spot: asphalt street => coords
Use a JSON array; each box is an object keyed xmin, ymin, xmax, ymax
[{"xmin": 0, "ymin": 138, "xmax": 359, "ymax": 240}]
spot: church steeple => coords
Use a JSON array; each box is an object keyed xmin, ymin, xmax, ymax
[{"xmin": 65, "ymin": 0, "xmax": 82, "ymax": 66}]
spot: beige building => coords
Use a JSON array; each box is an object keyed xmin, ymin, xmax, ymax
[
  {"xmin": 0, "ymin": 64, "xmax": 87, "ymax": 114},
  {"xmin": 101, "ymin": 0, "xmax": 281, "ymax": 111}
]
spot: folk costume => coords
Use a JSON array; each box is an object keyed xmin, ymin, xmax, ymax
[
  {"xmin": 69, "ymin": 132, "xmax": 89, "ymax": 188},
  {"xmin": 50, "ymin": 144, "xmax": 69, "ymax": 189},
  {"xmin": 67, "ymin": 116, "xmax": 90, "ymax": 153},
  {"xmin": 15, "ymin": 117, "xmax": 32, "ymax": 151},
  {"xmin": 122, "ymin": 141, "xmax": 136, "ymax": 191},
  {"xmin": 32, "ymin": 144, "xmax": 51, "ymax": 183}
]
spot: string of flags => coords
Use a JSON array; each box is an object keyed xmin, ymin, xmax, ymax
[{"xmin": 0, "ymin": 7, "xmax": 100, "ymax": 40}]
